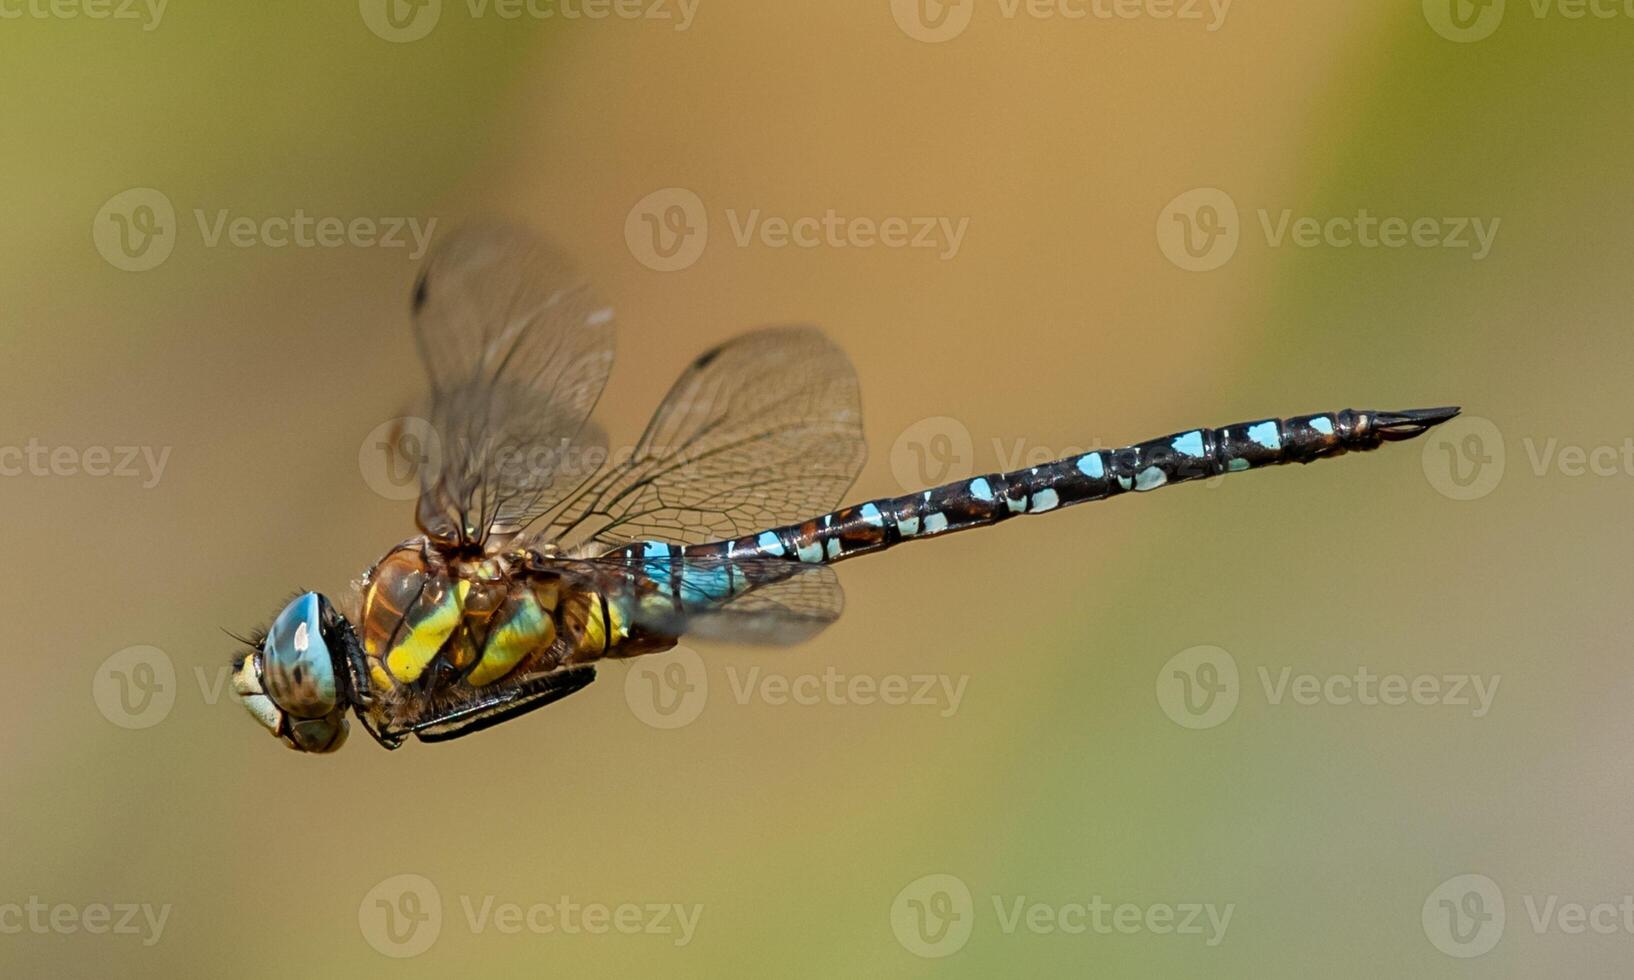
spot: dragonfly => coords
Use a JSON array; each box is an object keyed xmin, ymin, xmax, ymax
[{"xmin": 232, "ymin": 223, "xmax": 1458, "ymax": 753}]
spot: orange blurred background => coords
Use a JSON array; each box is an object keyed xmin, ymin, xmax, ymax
[{"xmin": 2, "ymin": 1, "xmax": 1631, "ymax": 975}]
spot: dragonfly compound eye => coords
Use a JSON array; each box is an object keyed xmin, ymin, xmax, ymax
[{"xmin": 261, "ymin": 592, "xmax": 340, "ymax": 718}]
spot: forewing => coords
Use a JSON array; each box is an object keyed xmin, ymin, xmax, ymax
[
  {"xmin": 411, "ymin": 223, "xmax": 616, "ymax": 547},
  {"xmin": 535, "ymin": 325, "xmax": 865, "ymax": 550}
]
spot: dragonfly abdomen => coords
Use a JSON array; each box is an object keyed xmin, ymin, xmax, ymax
[{"xmin": 698, "ymin": 407, "xmax": 1458, "ymax": 567}]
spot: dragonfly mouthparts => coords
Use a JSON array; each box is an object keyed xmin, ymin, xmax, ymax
[{"xmin": 1370, "ymin": 406, "xmax": 1462, "ymax": 441}]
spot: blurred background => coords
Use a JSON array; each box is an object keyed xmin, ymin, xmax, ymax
[{"xmin": 2, "ymin": 1, "xmax": 1630, "ymax": 975}]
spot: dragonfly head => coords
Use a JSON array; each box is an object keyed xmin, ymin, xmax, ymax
[{"xmin": 232, "ymin": 592, "xmax": 355, "ymax": 753}]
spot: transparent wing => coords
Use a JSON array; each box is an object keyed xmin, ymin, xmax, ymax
[
  {"xmin": 533, "ymin": 325, "xmax": 866, "ymax": 550},
  {"xmin": 410, "ymin": 223, "xmax": 616, "ymax": 548},
  {"xmin": 564, "ymin": 553, "xmax": 846, "ymax": 646}
]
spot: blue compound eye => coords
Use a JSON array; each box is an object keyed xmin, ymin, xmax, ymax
[{"xmin": 262, "ymin": 593, "xmax": 339, "ymax": 719}]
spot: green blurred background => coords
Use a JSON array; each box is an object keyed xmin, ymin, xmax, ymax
[{"xmin": 3, "ymin": 1, "xmax": 1631, "ymax": 975}]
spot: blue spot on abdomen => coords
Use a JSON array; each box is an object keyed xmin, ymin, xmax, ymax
[{"xmin": 1247, "ymin": 421, "xmax": 1282, "ymax": 451}]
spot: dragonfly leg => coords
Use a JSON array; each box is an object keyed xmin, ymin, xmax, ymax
[{"xmin": 409, "ymin": 665, "xmax": 597, "ymax": 743}]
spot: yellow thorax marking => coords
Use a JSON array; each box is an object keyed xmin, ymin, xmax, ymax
[
  {"xmin": 466, "ymin": 590, "xmax": 555, "ymax": 688},
  {"xmin": 581, "ymin": 591, "xmax": 628, "ymax": 655},
  {"xmin": 383, "ymin": 579, "xmax": 468, "ymax": 685}
]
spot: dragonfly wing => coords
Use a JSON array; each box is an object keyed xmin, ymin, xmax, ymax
[
  {"xmin": 410, "ymin": 222, "xmax": 616, "ymax": 548},
  {"xmin": 532, "ymin": 325, "xmax": 866, "ymax": 550}
]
